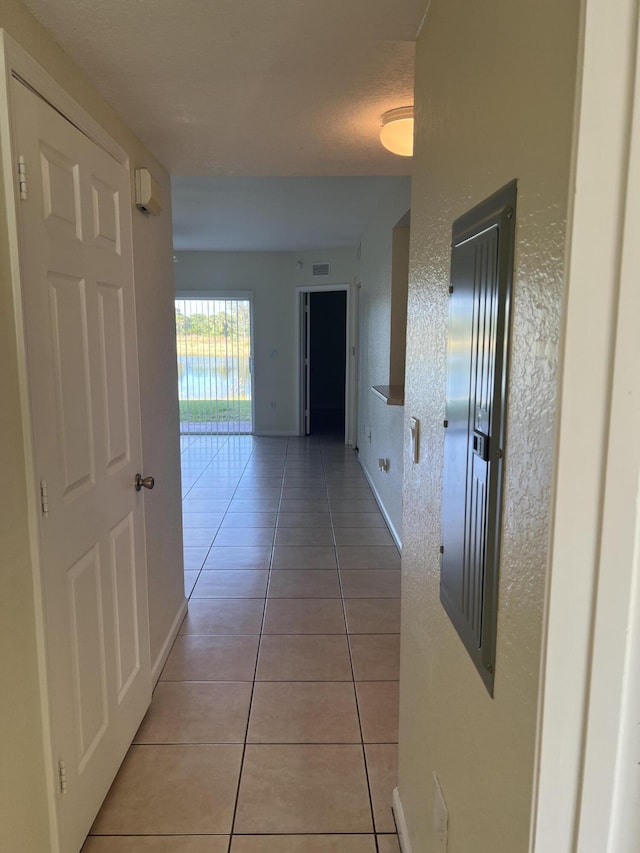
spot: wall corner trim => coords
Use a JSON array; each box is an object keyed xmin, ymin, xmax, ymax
[
  {"xmin": 393, "ymin": 787, "xmax": 412, "ymax": 853},
  {"xmin": 151, "ymin": 598, "xmax": 188, "ymax": 686}
]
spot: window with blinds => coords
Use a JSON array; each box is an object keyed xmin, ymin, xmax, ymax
[{"xmin": 175, "ymin": 297, "xmax": 253, "ymax": 434}]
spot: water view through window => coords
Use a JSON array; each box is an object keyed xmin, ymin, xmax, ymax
[{"xmin": 175, "ymin": 297, "xmax": 253, "ymax": 434}]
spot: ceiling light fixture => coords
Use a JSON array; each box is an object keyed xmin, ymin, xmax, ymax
[{"xmin": 379, "ymin": 106, "xmax": 414, "ymax": 157}]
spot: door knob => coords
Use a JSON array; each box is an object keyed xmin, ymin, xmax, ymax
[{"xmin": 135, "ymin": 473, "xmax": 155, "ymax": 491}]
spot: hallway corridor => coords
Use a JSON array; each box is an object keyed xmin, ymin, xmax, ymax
[{"xmin": 84, "ymin": 435, "xmax": 401, "ymax": 852}]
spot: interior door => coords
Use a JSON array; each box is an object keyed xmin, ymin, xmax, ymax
[{"xmin": 12, "ymin": 79, "xmax": 151, "ymax": 852}]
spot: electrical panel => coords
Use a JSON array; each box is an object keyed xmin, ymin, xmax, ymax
[{"xmin": 440, "ymin": 180, "xmax": 517, "ymax": 694}]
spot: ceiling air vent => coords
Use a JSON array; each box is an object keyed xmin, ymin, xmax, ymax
[{"xmin": 312, "ymin": 263, "xmax": 330, "ymax": 277}]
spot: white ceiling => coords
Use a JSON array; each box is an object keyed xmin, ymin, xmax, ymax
[
  {"xmin": 21, "ymin": 0, "xmax": 422, "ymax": 250},
  {"xmin": 172, "ymin": 176, "xmax": 410, "ymax": 251},
  {"xmin": 21, "ymin": 0, "xmax": 425, "ymax": 176}
]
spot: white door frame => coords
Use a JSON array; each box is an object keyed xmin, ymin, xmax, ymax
[
  {"xmin": 301, "ymin": 291, "xmax": 311, "ymax": 435},
  {"xmin": 0, "ymin": 30, "xmax": 132, "ymax": 852},
  {"xmin": 294, "ymin": 283, "xmax": 355, "ymax": 444},
  {"xmin": 531, "ymin": 0, "xmax": 640, "ymax": 849}
]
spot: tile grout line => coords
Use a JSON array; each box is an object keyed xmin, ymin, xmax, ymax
[
  {"xmin": 322, "ymin": 440, "xmax": 381, "ymax": 853},
  {"xmin": 227, "ymin": 436, "xmax": 288, "ymax": 849},
  {"xmin": 183, "ymin": 434, "xmax": 234, "ymax": 583},
  {"xmin": 169, "ymin": 434, "xmax": 399, "ymax": 851}
]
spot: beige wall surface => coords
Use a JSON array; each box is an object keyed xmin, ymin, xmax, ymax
[
  {"xmin": 356, "ymin": 179, "xmax": 411, "ymax": 542},
  {"xmin": 399, "ymin": 0, "xmax": 580, "ymax": 850},
  {"xmin": 132, "ymin": 204, "xmax": 184, "ymax": 676},
  {"xmin": 174, "ymin": 248, "xmax": 357, "ymax": 436},
  {"xmin": 0, "ymin": 1, "xmax": 182, "ymax": 848}
]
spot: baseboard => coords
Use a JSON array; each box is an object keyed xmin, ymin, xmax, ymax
[
  {"xmin": 359, "ymin": 461, "xmax": 402, "ymax": 551},
  {"xmin": 393, "ymin": 787, "xmax": 412, "ymax": 853},
  {"xmin": 151, "ymin": 597, "xmax": 188, "ymax": 686},
  {"xmin": 252, "ymin": 430, "xmax": 298, "ymax": 437}
]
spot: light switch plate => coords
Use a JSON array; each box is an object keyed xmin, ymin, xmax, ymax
[{"xmin": 409, "ymin": 416, "xmax": 419, "ymax": 463}]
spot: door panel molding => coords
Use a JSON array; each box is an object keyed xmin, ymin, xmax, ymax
[{"xmin": 0, "ymin": 31, "xmax": 147, "ymax": 853}]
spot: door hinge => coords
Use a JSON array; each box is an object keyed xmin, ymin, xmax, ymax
[
  {"xmin": 18, "ymin": 155, "xmax": 27, "ymax": 200},
  {"xmin": 40, "ymin": 479, "xmax": 49, "ymax": 517},
  {"xmin": 58, "ymin": 759, "xmax": 68, "ymax": 794},
  {"xmin": 448, "ymin": 284, "xmax": 454, "ymax": 294}
]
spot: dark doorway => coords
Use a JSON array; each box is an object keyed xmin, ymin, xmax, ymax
[{"xmin": 308, "ymin": 290, "xmax": 347, "ymax": 435}]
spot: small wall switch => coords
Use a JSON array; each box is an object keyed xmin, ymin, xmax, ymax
[
  {"xmin": 433, "ymin": 772, "xmax": 449, "ymax": 850},
  {"xmin": 409, "ymin": 417, "xmax": 419, "ymax": 463}
]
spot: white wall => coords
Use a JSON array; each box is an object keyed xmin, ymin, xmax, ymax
[
  {"xmin": 533, "ymin": 0, "xmax": 640, "ymax": 847},
  {"xmin": 356, "ymin": 179, "xmax": 411, "ymax": 543},
  {"xmin": 174, "ymin": 248, "xmax": 357, "ymax": 435},
  {"xmin": 0, "ymin": 2, "xmax": 183, "ymax": 848}
]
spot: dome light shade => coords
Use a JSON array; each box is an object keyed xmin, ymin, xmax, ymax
[{"xmin": 379, "ymin": 106, "xmax": 414, "ymax": 157}]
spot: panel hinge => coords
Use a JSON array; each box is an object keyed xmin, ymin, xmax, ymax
[
  {"xmin": 18, "ymin": 155, "xmax": 27, "ymax": 200},
  {"xmin": 58, "ymin": 759, "xmax": 68, "ymax": 794},
  {"xmin": 448, "ymin": 284, "xmax": 454, "ymax": 294},
  {"xmin": 443, "ymin": 419, "xmax": 448, "ymax": 428},
  {"xmin": 439, "ymin": 545, "xmax": 444, "ymax": 554},
  {"xmin": 40, "ymin": 479, "xmax": 49, "ymax": 517}
]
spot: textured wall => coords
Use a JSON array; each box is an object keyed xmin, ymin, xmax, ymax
[
  {"xmin": 356, "ymin": 179, "xmax": 411, "ymax": 542},
  {"xmin": 0, "ymin": 1, "xmax": 182, "ymax": 847},
  {"xmin": 399, "ymin": 0, "xmax": 580, "ymax": 850}
]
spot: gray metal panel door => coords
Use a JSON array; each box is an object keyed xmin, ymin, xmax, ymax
[{"xmin": 441, "ymin": 180, "xmax": 516, "ymax": 694}]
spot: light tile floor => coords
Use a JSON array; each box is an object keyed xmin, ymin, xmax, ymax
[{"xmin": 84, "ymin": 434, "xmax": 401, "ymax": 853}]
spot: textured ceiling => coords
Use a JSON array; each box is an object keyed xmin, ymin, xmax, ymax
[
  {"xmin": 21, "ymin": 0, "xmax": 426, "ymax": 176},
  {"xmin": 172, "ymin": 176, "xmax": 410, "ymax": 251}
]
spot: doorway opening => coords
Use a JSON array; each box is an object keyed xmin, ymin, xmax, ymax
[
  {"xmin": 299, "ymin": 286, "xmax": 352, "ymax": 441},
  {"xmin": 175, "ymin": 296, "xmax": 254, "ymax": 434}
]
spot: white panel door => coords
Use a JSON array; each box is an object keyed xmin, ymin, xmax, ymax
[{"xmin": 12, "ymin": 80, "xmax": 151, "ymax": 853}]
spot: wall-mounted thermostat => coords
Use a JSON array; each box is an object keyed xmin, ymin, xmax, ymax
[{"xmin": 135, "ymin": 167, "xmax": 162, "ymax": 215}]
